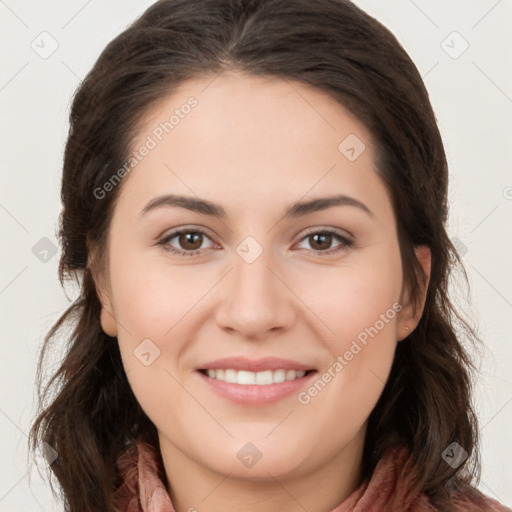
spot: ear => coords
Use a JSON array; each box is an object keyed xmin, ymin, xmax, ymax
[
  {"xmin": 87, "ymin": 250, "xmax": 118, "ymax": 338},
  {"xmin": 397, "ymin": 245, "xmax": 431, "ymax": 341},
  {"xmin": 98, "ymin": 294, "xmax": 118, "ymax": 337}
]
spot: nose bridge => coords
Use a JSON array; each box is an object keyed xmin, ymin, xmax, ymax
[
  {"xmin": 215, "ymin": 238, "xmax": 296, "ymax": 336},
  {"xmin": 234, "ymin": 245, "xmax": 276, "ymax": 304}
]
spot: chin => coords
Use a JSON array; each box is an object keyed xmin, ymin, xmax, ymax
[{"xmin": 197, "ymin": 432, "xmax": 321, "ymax": 480}]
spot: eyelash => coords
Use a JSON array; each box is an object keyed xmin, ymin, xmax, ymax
[{"xmin": 157, "ymin": 227, "xmax": 354, "ymax": 258}]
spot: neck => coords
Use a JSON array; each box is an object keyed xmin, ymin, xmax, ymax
[{"xmin": 159, "ymin": 429, "xmax": 366, "ymax": 512}]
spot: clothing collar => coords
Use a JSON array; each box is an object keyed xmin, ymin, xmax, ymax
[{"xmin": 114, "ymin": 439, "xmax": 509, "ymax": 512}]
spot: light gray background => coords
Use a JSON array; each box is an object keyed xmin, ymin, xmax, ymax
[{"xmin": 1, "ymin": 1, "xmax": 511, "ymax": 510}]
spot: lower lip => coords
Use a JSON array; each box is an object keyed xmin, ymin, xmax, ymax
[{"xmin": 197, "ymin": 371, "xmax": 316, "ymax": 405}]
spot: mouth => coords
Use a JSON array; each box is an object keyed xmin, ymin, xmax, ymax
[
  {"xmin": 198, "ymin": 368, "xmax": 316, "ymax": 385},
  {"xmin": 196, "ymin": 357, "xmax": 318, "ymax": 404}
]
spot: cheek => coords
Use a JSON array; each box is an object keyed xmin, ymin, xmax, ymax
[
  {"xmin": 299, "ymin": 242, "xmax": 403, "ymax": 351},
  {"xmin": 295, "ymin": 244, "xmax": 402, "ymax": 417},
  {"xmin": 107, "ymin": 249, "xmax": 226, "ymax": 413},
  {"xmin": 109, "ymin": 256, "xmax": 207, "ymax": 433},
  {"xmin": 109, "ymin": 251, "xmax": 207, "ymax": 340}
]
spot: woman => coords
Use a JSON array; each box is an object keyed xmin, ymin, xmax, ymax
[{"xmin": 30, "ymin": 1, "xmax": 511, "ymax": 511}]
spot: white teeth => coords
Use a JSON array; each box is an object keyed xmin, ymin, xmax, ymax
[
  {"xmin": 255, "ymin": 370, "xmax": 273, "ymax": 385},
  {"xmin": 225, "ymin": 369, "xmax": 237, "ymax": 383},
  {"xmin": 286, "ymin": 369, "xmax": 299, "ymax": 381},
  {"xmin": 273, "ymin": 369, "xmax": 286, "ymax": 383},
  {"xmin": 204, "ymin": 369, "xmax": 307, "ymax": 385},
  {"xmin": 237, "ymin": 370, "xmax": 255, "ymax": 385}
]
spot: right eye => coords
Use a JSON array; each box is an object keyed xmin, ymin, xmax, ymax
[{"xmin": 158, "ymin": 228, "xmax": 218, "ymax": 257}]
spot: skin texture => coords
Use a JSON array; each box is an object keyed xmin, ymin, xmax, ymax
[{"xmin": 93, "ymin": 71, "xmax": 431, "ymax": 512}]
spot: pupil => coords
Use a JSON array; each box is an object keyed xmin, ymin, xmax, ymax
[
  {"xmin": 180, "ymin": 232, "xmax": 202, "ymax": 250},
  {"xmin": 311, "ymin": 233, "xmax": 331, "ymax": 250}
]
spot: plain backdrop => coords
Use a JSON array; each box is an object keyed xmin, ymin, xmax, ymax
[{"xmin": 1, "ymin": 0, "xmax": 511, "ymax": 510}]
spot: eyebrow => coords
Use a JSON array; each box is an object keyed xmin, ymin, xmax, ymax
[{"xmin": 140, "ymin": 193, "xmax": 374, "ymax": 219}]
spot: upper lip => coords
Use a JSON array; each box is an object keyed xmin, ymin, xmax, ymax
[{"xmin": 198, "ymin": 357, "xmax": 315, "ymax": 372}]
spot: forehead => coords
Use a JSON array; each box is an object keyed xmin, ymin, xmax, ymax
[
  {"xmin": 116, "ymin": 71, "xmax": 391, "ymax": 222},
  {"xmin": 138, "ymin": 69, "xmax": 372, "ymax": 163}
]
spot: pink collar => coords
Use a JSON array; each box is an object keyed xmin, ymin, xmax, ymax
[{"xmin": 114, "ymin": 439, "xmax": 510, "ymax": 512}]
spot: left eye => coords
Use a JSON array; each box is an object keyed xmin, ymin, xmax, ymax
[
  {"xmin": 158, "ymin": 228, "xmax": 353, "ymax": 257},
  {"xmin": 159, "ymin": 229, "xmax": 215, "ymax": 256},
  {"xmin": 295, "ymin": 230, "xmax": 353, "ymax": 254}
]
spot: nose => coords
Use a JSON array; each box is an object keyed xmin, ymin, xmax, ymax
[{"xmin": 214, "ymin": 247, "xmax": 297, "ymax": 340}]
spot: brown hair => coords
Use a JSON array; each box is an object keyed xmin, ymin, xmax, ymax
[{"xmin": 30, "ymin": 1, "xmax": 483, "ymax": 511}]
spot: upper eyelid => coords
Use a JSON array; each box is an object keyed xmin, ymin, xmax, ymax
[
  {"xmin": 160, "ymin": 226, "xmax": 215, "ymax": 242},
  {"xmin": 299, "ymin": 225, "xmax": 353, "ymax": 240}
]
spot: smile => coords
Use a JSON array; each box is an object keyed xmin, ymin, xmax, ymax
[{"xmin": 200, "ymin": 368, "xmax": 311, "ymax": 385}]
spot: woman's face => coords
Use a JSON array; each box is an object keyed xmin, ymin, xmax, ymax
[{"xmin": 96, "ymin": 71, "xmax": 426, "ymax": 482}]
